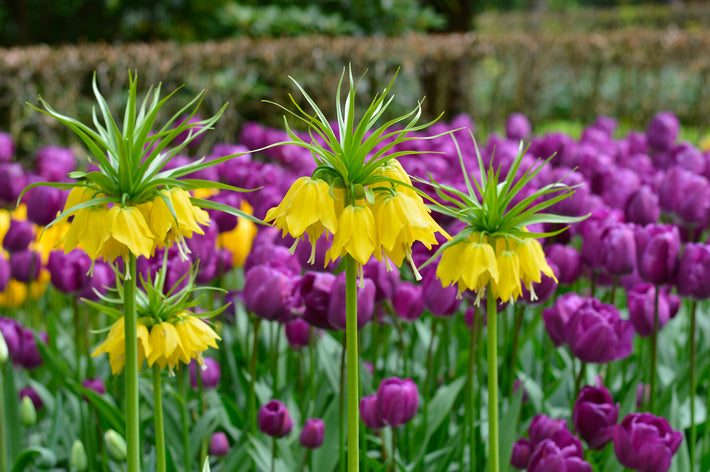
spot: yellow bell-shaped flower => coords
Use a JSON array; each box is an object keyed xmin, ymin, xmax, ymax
[
  {"xmin": 327, "ymin": 204, "xmax": 378, "ymax": 266},
  {"xmin": 106, "ymin": 205, "xmax": 156, "ymax": 261},
  {"xmin": 491, "ymin": 249, "xmax": 523, "ymax": 303},
  {"xmin": 91, "ymin": 318, "xmax": 152, "ymax": 375}
]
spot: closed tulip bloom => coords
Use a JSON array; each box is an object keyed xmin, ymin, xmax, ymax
[
  {"xmin": 300, "ymin": 418, "xmax": 325, "ymax": 449},
  {"xmin": 626, "ymin": 284, "xmax": 675, "ymax": 338},
  {"xmin": 376, "ymin": 377, "xmax": 419, "ymax": 427},
  {"xmin": 3, "ymin": 219, "xmax": 35, "ymax": 252},
  {"xmin": 363, "ymin": 259, "xmax": 400, "ymax": 302},
  {"xmin": 676, "ymin": 173, "xmax": 710, "ymax": 224},
  {"xmin": 601, "ymin": 224, "xmax": 636, "ymax": 276},
  {"xmin": 635, "ymin": 224, "xmax": 680, "ymax": 286},
  {"xmin": 676, "ymin": 243, "xmax": 710, "ymax": 299},
  {"xmin": 528, "ymin": 414, "xmax": 569, "ymax": 447},
  {"xmin": 243, "ymin": 265, "xmax": 295, "ymax": 322},
  {"xmin": 505, "ymin": 113, "xmax": 532, "ymax": 141},
  {"xmin": 360, "ymin": 394, "xmax": 385, "ymax": 430},
  {"xmin": 658, "ymin": 167, "xmax": 685, "ymax": 214},
  {"xmin": 294, "ymin": 271, "xmax": 336, "ymax": 330},
  {"xmin": 510, "ymin": 437, "xmax": 533, "ymax": 469},
  {"xmin": 10, "ymin": 250, "xmax": 42, "ymax": 283},
  {"xmin": 613, "ymin": 413, "xmax": 682, "ymax": 472},
  {"xmin": 258, "ymin": 400, "xmax": 293, "ymax": 438},
  {"xmin": 209, "ymin": 432, "xmax": 229, "ymax": 457},
  {"xmin": 36, "ymin": 146, "xmax": 76, "ymax": 181},
  {"xmin": 16, "ymin": 329, "xmax": 45, "ymax": 370},
  {"xmin": 0, "ymin": 163, "xmax": 27, "ymax": 203},
  {"xmin": 527, "ymin": 436, "xmax": 592, "ymax": 472},
  {"xmin": 646, "ymin": 111, "xmax": 679, "ymax": 152},
  {"xmin": 19, "ymin": 386, "xmax": 43, "ymax": 411},
  {"xmin": 625, "ymin": 186, "xmax": 660, "ymax": 225},
  {"xmin": 327, "ymin": 272, "xmax": 375, "ymax": 330},
  {"xmin": 81, "ymin": 377, "xmax": 107, "ymax": 395},
  {"xmin": 542, "ymin": 293, "xmax": 585, "ymax": 347},
  {"xmin": 47, "ymin": 250, "xmax": 92, "ymax": 294},
  {"xmin": 190, "ymin": 356, "xmax": 221, "ymax": 390},
  {"xmin": 564, "ymin": 298, "xmax": 634, "ymax": 363},
  {"xmin": 285, "ymin": 318, "xmax": 311, "ymax": 348},
  {"xmin": 0, "ymin": 317, "xmax": 22, "ymax": 361},
  {"xmin": 393, "ymin": 281, "xmax": 424, "ymax": 321},
  {"xmin": 573, "ymin": 385, "xmax": 619, "ymax": 449},
  {"xmin": 422, "ymin": 269, "xmax": 461, "ymax": 317}
]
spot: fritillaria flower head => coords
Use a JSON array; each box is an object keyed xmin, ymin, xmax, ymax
[{"xmin": 425, "ymin": 135, "xmax": 587, "ymax": 304}]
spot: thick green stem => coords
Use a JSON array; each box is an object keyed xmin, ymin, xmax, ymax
[
  {"xmin": 689, "ymin": 300, "xmax": 697, "ymax": 466},
  {"xmin": 152, "ymin": 365, "xmax": 166, "ymax": 472},
  {"xmin": 344, "ymin": 255, "xmax": 360, "ymax": 472},
  {"xmin": 271, "ymin": 437, "xmax": 276, "ymax": 472},
  {"xmin": 124, "ymin": 253, "xmax": 140, "ymax": 472},
  {"xmin": 178, "ymin": 369, "xmax": 191, "ymax": 472},
  {"xmin": 339, "ymin": 340, "xmax": 346, "ymax": 472},
  {"xmin": 0, "ymin": 364, "xmax": 7, "ymax": 472},
  {"xmin": 649, "ymin": 285, "xmax": 660, "ymax": 412},
  {"xmin": 486, "ymin": 288, "xmax": 499, "ymax": 472},
  {"xmin": 390, "ymin": 427, "xmax": 397, "ymax": 472}
]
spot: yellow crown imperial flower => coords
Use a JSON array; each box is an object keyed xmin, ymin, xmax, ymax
[
  {"xmin": 326, "ymin": 204, "xmax": 378, "ymax": 266},
  {"xmin": 91, "ymin": 318, "xmax": 152, "ymax": 375},
  {"xmin": 514, "ymin": 238, "xmax": 558, "ymax": 301},
  {"xmin": 146, "ymin": 316, "xmax": 220, "ymax": 373},
  {"xmin": 62, "ymin": 205, "xmax": 111, "ymax": 260},
  {"xmin": 491, "ymin": 249, "xmax": 523, "ymax": 304},
  {"xmin": 149, "ymin": 187, "xmax": 210, "ymax": 259}
]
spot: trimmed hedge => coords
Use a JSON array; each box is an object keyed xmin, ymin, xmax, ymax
[{"xmin": 1, "ymin": 30, "xmax": 709, "ymax": 153}]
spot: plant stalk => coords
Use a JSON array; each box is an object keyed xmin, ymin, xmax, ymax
[
  {"xmin": 0, "ymin": 364, "xmax": 6, "ymax": 472},
  {"xmin": 689, "ymin": 299, "xmax": 698, "ymax": 466},
  {"xmin": 249, "ymin": 317, "xmax": 262, "ymax": 434},
  {"xmin": 152, "ymin": 365, "xmax": 166, "ymax": 472},
  {"xmin": 486, "ymin": 287, "xmax": 499, "ymax": 472},
  {"xmin": 649, "ymin": 285, "xmax": 660, "ymax": 412},
  {"xmin": 124, "ymin": 253, "xmax": 140, "ymax": 472},
  {"xmin": 344, "ymin": 255, "xmax": 360, "ymax": 472},
  {"xmin": 467, "ymin": 306, "xmax": 480, "ymax": 472}
]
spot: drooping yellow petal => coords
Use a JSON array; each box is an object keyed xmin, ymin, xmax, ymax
[
  {"xmin": 108, "ymin": 205, "xmax": 155, "ymax": 259},
  {"xmin": 436, "ymin": 241, "xmax": 467, "ymax": 287},
  {"xmin": 327, "ymin": 204, "xmax": 378, "ymax": 265},
  {"xmin": 491, "ymin": 250, "xmax": 522, "ymax": 303}
]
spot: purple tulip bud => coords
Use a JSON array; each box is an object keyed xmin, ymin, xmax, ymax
[
  {"xmin": 635, "ymin": 224, "xmax": 680, "ymax": 286},
  {"xmin": 258, "ymin": 400, "xmax": 293, "ymax": 438},
  {"xmin": 677, "ymin": 173, "xmax": 710, "ymax": 224},
  {"xmin": 363, "ymin": 259, "xmax": 400, "ymax": 303},
  {"xmin": 528, "ymin": 414, "xmax": 568, "ymax": 447},
  {"xmin": 47, "ymin": 250, "xmax": 92, "ymax": 294},
  {"xmin": 209, "ymin": 432, "xmax": 230, "ymax": 457},
  {"xmin": 294, "ymin": 272, "xmax": 336, "ymax": 330},
  {"xmin": 0, "ymin": 133, "xmax": 14, "ymax": 162},
  {"xmin": 677, "ymin": 243, "xmax": 710, "ymax": 299},
  {"xmin": 244, "ymin": 241, "xmax": 301, "ymax": 276},
  {"xmin": 376, "ymin": 377, "xmax": 419, "ymax": 427},
  {"xmin": 545, "ymin": 244, "xmax": 582, "ymax": 285},
  {"xmin": 186, "ymin": 221, "xmax": 217, "ymax": 264},
  {"xmin": 564, "ymin": 298, "xmax": 634, "ymax": 364},
  {"xmin": 572, "ymin": 385, "xmax": 619, "ymax": 449},
  {"xmin": 393, "ymin": 282, "xmax": 424, "ymax": 321},
  {"xmin": 10, "ymin": 250, "xmax": 42, "ymax": 283},
  {"xmin": 625, "ymin": 186, "xmax": 660, "ymax": 225},
  {"xmin": 360, "ymin": 394, "xmax": 386, "ymax": 430},
  {"xmin": 626, "ymin": 284, "xmax": 674, "ymax": 338},
  {"xmin": 26, "ymin": 186, "xmax": 65, "ymax": 227},
  {"xmin": 551, "ymin": 170, "xmax": 590, "ymax": 217},
  {"xmin": 207, "ymin": 192, "xmax": 240, "ymax": 233},
  {"xmin": 19, "ymin": 386, "xmax": 43, "ymax": 410},
  {"xmin": 613, "ymin": 413, "xmax": 682, "ymax": 472},
  {"xmin": 601, "ymin": 224, "xmax": 636, "ymax": 276},
  {"xmin": 285, "ymin": 318, "xmax": 311, "ymax": 348},
  {"xmin": 300, "ymin": 418, "xmax": 325, "ymax": 449},
  {"xmin": 3, "ymin": 219, "xmax": 34, "ymax": 253},
  {"xmin": 0, "ymin": 163, "xmax": 27, "ymax": 204},
  {"xmin": 190, "ymin": 357, "xmax": 221, "ymax": 390},
  {"xmin": 82, "ymin": 377, "xmax": 107, "ymax": 395},
  {"xmin": 17, "ymin": 329, "xmax": 46, "ymax": 369},
  {"xmin": 674, "ymin": 143, "xmax": 705, "ymax": 174},
  {"xmin": 36, "ymin": 146, "xmax": 76, "ymax": 181},
  {"xmin": 580, "ymin": 208, "xmax": 624, "ymax": 270},
  {"xmin": 510, "ymin": 438, "xmax": 533, "ymax": 469},
  {"xmin": 542, "ymin": 293, "xmax": 585, "ymax": 347},
  {"xmin": 422, "ymin": 269, "xmax": 461, "ymax": 317},
  {"xmin": 506, "ymin": 113, "xmax": 531, "ymax": 141},
  {"xmin": 243, "ymin": 265, "xmax": 295, "ymax": 322},
  {"xmin": 77, "ymin": 261, "xmax": 112, "ymax": 301},
  {"xmin": 327, "ymin": 272, "xmax": 375, "ymax": 331},
  {"xmin": 0, "ymin": 317, "xmax": 22, "ymax": 360},
  {"xmin": 527, "ymin": 435, "xmax": 592, "ymax": 472},
  {"xmin": 647, "ymin": 111, "xmax": 679, "ymax": 153}
]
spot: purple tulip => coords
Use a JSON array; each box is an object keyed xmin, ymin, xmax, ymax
[
  {"xmin": 285, "ymin": 318, "xmax": 311, "ymax": 348},
  {"xmin": 26, "ymin": 186, "xmax": 66, "ymax": 227},
  {"xmin": 36, "ymin": 146, "xmax": 76, "ymax": 181},
  {"xmin": 646, "ymin": 111, "xmax": 679, "ymax": 153},
  {"xmin": 82, "ymin": 377, "xmax": 107, "ymax": 395},
  {"xmin": 625, "ymin": 186, "xmax": 660, "ymax": 225},
  {"xmin": 601, "ymin": 224, "xmax": 636, "ymax": 276},
  {"xmin": 376, "ymin": 377, "xmax": 419, "ymax": 427},
  {"xmin": 207, "ymin": 192, "xmax": 240, "ymax": 233},
  {"xmin": 580, "ymin": 207, "xmax": 624, "ymax": 270},
  {"xmin": 522, "ymin": 261, "xmax": 559, "ymax": 305},
  {"xmin": 16, "ymin": 329, "xmax": 46, "ymax": 369},
  {"xmin": 421, "ymin": 269, "xmax": 461, "ymax": 317},
  {"xmin": 545, "ymin": 244, "xmax": 582, "ymax": 285},
  {"xmin": 10, "ymin": 250, "xmax": 42, "ymax": 283},
  {"xmin": 360, "ymin": 394, "xmax": 386, "ymax": 430},
  {"xmin": 19, "ymin": 386, "xmax": 43, "ymax": 410},
  {"xmin": 527, "ymin": 433, "xmax": 592, "ymax": 472},
  {"xmin": 244, "ymin": 240, "xmax": 301, "ymax": 276},
  {"xmin": 613, "ymin": 413, "xmax": 682, "ymax": 472},
  {"xmin": 77, "ymin": 261, "xmax": 113, "ymax": 301},
  {"xmin": 242, "ymin": 265, "xmax": 295, "ymax": 322},
  {"xmin": 190, "ymin": 357, "xmax": 221, "ymax": 390},
  {"xmin": 635, "ymin": 224, "xmax": 680, "ymax": 286},
  {"xmin": 572, "ymin": 385, "xmax": 619, "ymax": 449},
  {"xmin": 0, "ymin": 317, "xmax": 22, "ymax": 360},
  {"xmin": 510, "ymin": 438, "xmax": 533, "ymax": 469},
  {"xmin": 327, "ymin": 272, "xmax": 375, "ymax": 331},
  {"xmin": 542, "ymin": 293, "xmax": 586, "ymax": 347},
  {"xmin": 294, "ymin": 272, "xmax": 336, "ymax": 330},
  {"xmin": 564, "ymin": 298, "xmax": 634, "ymax": 364},
  {"xmin": 528, "ymin": 414, "xmax": 569, "ymax": 447},
  {"xmin": 3, "ymin": 219, "xmax": 35, "ymax": 253},
  {"xmin": 676, "ymin": 173, "xmax": 710, "ymax": 224},
  {"xmin": 505, "ymin": 113, "xmax": 531, "ymax": 141},
  {"xmin": 677, "ymin": 243, "xmax": 710, "ymax": 299},
  {"xmin": 0, "ymin": 163, "xmax": 27, "ymax": 204},
  {"xmin": 47, "ymin": 250, "xmax": 92, "ymax": 294},
  {"xmin": 257, "ymin": 400, "xmax": 293, "ymax": 438},
  {"xmin": 209, "ymin": 432, "xmax": 230, "ymax": 457},
  {"xmin": 294, "ymin": 232, "xmax": 334, "ymax": 271},
  {"xmin": 626, "ymin": 284, "xmax": 676, "ymax": 338},
  {"xmin": 0, "ymin": 132, "xmax": 14, "ymax": 161},
  {"xmin": 393, "ymin": 281, "xmax": 424, "ymax": 321},
  {"xmin": 363, "ymin": 259, "xmax": 400, "ymax": 303},
  {"xmin": 300, "ymin": 418, "xmax": 325, "ymax": 449},
  {"xmin": 674, "ymin": 143, "xmax": 705, "ymax": 174}
]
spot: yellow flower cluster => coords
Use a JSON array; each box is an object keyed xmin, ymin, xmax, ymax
[
  {"xmin": 265, "ymin": 159, "xmax": 448, "ymax": 276},
  {"xmin": 437, "ymin": 232, "xmax": 557, "ymax": 304},
  {"xmin": 92, "ymin": 314, "xmax": 220, "ymax": 374},
  {"xmin": 63, "ymin": 186, "xmax": 209, "ymax": 262}
]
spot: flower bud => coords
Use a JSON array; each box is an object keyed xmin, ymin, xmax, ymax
[
  {"xmin": 70, "ymin": 439, "xmax": 88, "ymax": 471},
  {"xmin": 505, "ymin": 113, "xmax": 531, "ymax": 141},
  {"xmin": 613, "ymin": 413, "xmax": 682, "ymax": 472},
  {"xmin": 299, "ymin": 418, "xmax": 325, "ymax": 449},
  {"xmin": 676, "ymin": 243, "xmax": 710, "ymax": 299},
  {"xmin": 601, "ymin": 224, "xmax": 636, "ymax": 276},
  {"xmin": 0, "ymin": 331, "xmax": 7, "ymax": 365},
  {"xmin": 285, "ymin": 318, "xmax": 311, "ymax": 348},
  {"xmin": 635, "ymin": 224, "xmax": 680, "ymax": 286},
  {"xmin": 19, "ymin": 395, "xmax": 37, "ymax": 426},
  {"xmin": 510, "ymin": 438, "xmax": 533, "ymax": 469},
  {"xmin": 572, "ymin": 385, "xmax": 619, "ymax": 449},
  {"xmin": 528, "ymin": 414, "xmax": 568, "ymax": 447},
  {"xmin": 10, "ymin": 250, "xmax": 42, "ymax": 284},
  {"xmin": 243, "ymin": 265, "xmax": 295, "ymax": 322},
  {"xmin": 19, "ymin": 386, "xmax": 43, "ymax": 410},
  {"xmin": 81, "ymin": 377, "xmax": 107, "ymax": 395},
  {"xmin": 626, "ymin": 284, "xmax": 674, "ymax": 338},
  {"xmin": 376, "ymin": 377, "xmax": 419, "ymax": 427},
  {"xmin": 564, "ymin": 298, "xmax": 634, "ymax": 364},
  {"xmin": 646, "ymin": 111, "xmax": 679, "ymax": 153},
  {"xmin": 3, "ymin": 219, "xmax": 35, "ymax": 253},
  {"xmin": 545, "ymin": 244, "xmax": 581, "ymax": 285},
  {"xmin": 327, "ymin": 272, "xmax": 375, "ymax": 331},
  {"xmin": 625, "ymin": 185, "xmax": 660, "ymax": 225},
  {"xmin": 190, "ymin": 357, "xmax": 221, "ymax": 390},
  {"xmin": 209, "ymin": 432, "xmax": 229, "ymax": 457},
  {"xmin": 360, "ymin": 394, "xmax": 385, "ymax": 430},
  {"xmin": 393, "ymin": 281, "xmax": 424, "ymax": 321},
  {"xmin": 104, "ymin": 429, "xmax": 127, "ymax": 462},
  {"xmin": 16, "ymin": 329, "xmax": 46, "ymax": 370},
  {"xmin": 257, "ymin": 400, "xmax": 293, "ymax": 438}
]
